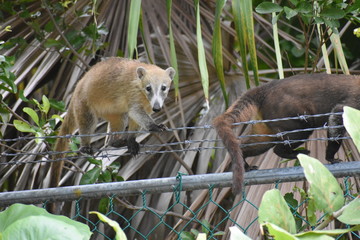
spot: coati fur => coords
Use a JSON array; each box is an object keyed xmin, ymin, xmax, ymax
[
  {"xmin": 213, "ymin": 73, "xmax": 360, "ymax": 194},
  {"xmin": 51, "ymin": 57, "xmax": 175, "ymax": 187}
]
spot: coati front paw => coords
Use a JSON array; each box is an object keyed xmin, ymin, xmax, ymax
[
  {"xmin": 79, "ymin": 146, "xmax": 94, "ymax": 155},
  {"xmin": 148, "ymin": 123, "xmax": 168, "ymax": 132},
  {"xmin": 245, "ymin": 165, "xmax": 259, "ymax": 171},
  {"xmin": 127, "ymin": 137, "xmax": 140, "ymax": 156},
  {"xmin": 109, "ymin": 138, "xmax": 128, "ymax": 148}
]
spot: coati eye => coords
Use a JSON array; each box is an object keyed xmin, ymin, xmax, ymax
[
  {"xmin": 146, "ymin": 86, "xmax": 152, "ymax": 92},
  {"xmin": 161, "ymin": 85, "xmax": 167, "ymax": 91}
]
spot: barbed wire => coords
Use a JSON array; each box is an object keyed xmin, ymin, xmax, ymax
[{"xmin": 0, "ymin": 112, "xmax": 351, "ymax": 166}]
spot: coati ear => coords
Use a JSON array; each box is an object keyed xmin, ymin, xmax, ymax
[
  {"xmin": 166, "ymin": 67, "xmax": 176, "ymax": 81},
  {"xmin": 136, "ymin": 67, "xmax": 147, "ymax": 80}
]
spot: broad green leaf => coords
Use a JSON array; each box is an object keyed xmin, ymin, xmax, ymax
[
  {"xmin": 337, "ymin": 197, "xmax": 360, "ymax": 224},
  {"xmin": 49, "ymin": 99, "xmax": 66, "ymax": 112},
  {"xmin": 41, "ymin": 95, "xmax": 50, "ymax": 114},
  {"xmin": 80, "ymin": 167, "xmax": 101, "ymax": 185},
  {"xmin": 87, "ymin": 157, "xmax": 102, "ymax": 166},
  {"xmin": 90, "ymin": 211, "xmax": 127, "ymax": 240},
  {"xmin": 307, "ymin": 198, "xmax": 317, "ymax": 226},
  {"xmin": 99, "ymin": 169, "xmax": 112, "ymax": 183},
  {"xmin": 255, "ymin": 2, "xmax": 283, "ymax": 14},
  {"xmin": 44, "ymin": 38, "xmax": 63, "ymax": 49},
  {"xmin": 284, "ymin": 6, "xmax": 298, "ymax": 19},
  {"xmin": 194, "ymin": 0, "xmax": 209, "ymax": 108},
  {"xmin": 296, "ymin": 2, "xmax": 312, "ymax": 14},
  {"xmin": 229, "ymin": 226, "xmax": 252, "ymax": 240},
  {"xmin": 180, "ymin": 232, "xmax": 194, "ymax": 240},
  {"xmin": 127, "ymin": 0, "xmax": 141, "ymax": 58},
  {"xmin": 262, "ymin": 223, "xmax": 297, "ymax": 240},
  {"xmin": 321, "ymin": 8, "xmax": 346, "ymax": 19},
  {"xmin": 295, "ymin": 226, "xmax": 360, "ymax": 239},
  {"xmin": 0, "ymin": 204, "xmax": 91, "ymax": 240},
  {"xmin": 13, "ymin": 120, "xmax": 36, "ymax": 133},
  {"xmin": 98, "ymin": 198, "xmax": 110, "ymax": 214},
  {"xmin": 212, "ymin": 0, "xmax": 228, "ymax": 107},
  {"xmin": 297, "ymin": 234, "xmax": 334, "ymax": 240},
  {"xmin": 343, "ymin": 106, "xmax": 360, "ymax": 153},
  {"xmin": 23, "ymin": 107, "xmax": 39, "ymax": 126},
  {"xmin": 298, "ymin": 154, "xmax": 344, "ymax": 214},
  {"xmin": 258, "ymin": 189, "xmax": 297, "ymax": 234}
]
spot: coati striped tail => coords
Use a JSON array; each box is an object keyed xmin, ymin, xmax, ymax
[
  {"xmin": 212, "ymin": 97, "xmax": 258, "ymax": 194},
  {"xmin": 50, "ymin": 103, "xmax": 76, "ymax": 188}
]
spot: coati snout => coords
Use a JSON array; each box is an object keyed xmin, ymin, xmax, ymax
[{"xmin": 213, "ymin": 73, "xmax": 360, "ymax": 195}]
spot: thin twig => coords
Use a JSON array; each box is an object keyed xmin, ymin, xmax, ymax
[{"xmin": 1, "ymin": 100, "xmax": 31, "ymax": 125}]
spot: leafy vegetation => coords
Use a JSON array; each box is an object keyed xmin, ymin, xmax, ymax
[{"xmin": 0, "ymin": 203, "xmax": 92, "ymax": 240}]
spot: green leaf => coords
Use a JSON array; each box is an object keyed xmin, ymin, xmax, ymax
[
  {"xmin": 180, "ymin": 231, "xmax": 194, "ymax": 240},
  {"xmin": 296, "ymin": 2, "xmax": 312, "ymax": 14},
  {"xmin": 307, "ymin": 198, "xmax": 317, "ymax": 226},
  {"xmin": 89, "ymin": 211, "xmax": 127, "ymax": 240},
  {"xmin": 49, "ymin": 98, "xmax": 66, "ymax": 112},
  {"xmin": 284, "ymin": 6, "xmax": 298, "ymax": 19},
  {"xmin": 166, "ymin": 0, "xmax": 179, "ymax": 99},
  {"xmin": 298, "ymin": 154, "xmax": 344, "ymax": 214},
  {"xmin": 201, "ymin": 219, "xmax": 210, "ymax": 234},
  {"xmin": 321, "ymin": 8, "xmax": 345, "ymax": 19},
  {"xmin": 98, "ymin": 198, "xmax": 110, "ymax": 214},
  {"xmin": 99, "ymin": 169, "xmax": 112, "ymax": 183},
  {"xmin": 343, "ymin": 106, "xmax": 360, "ymax": 153},
  {"xmin": 127, "ymin": 0, "xmax": 141, "ymax": 58},
  {"xmin": 194, "ymin": 0, "xmax": 209, "ymax": 107},
  {"xmin": 13, "ymin": 120, "xmax": 36, "ymax": 133},
  {"xmin": 262, "ymin": 223, "xmax": 297, "ymax": 240},
  {"xmin": 80, "ymin": 167, "xmax": 101, "ymax": 185},
  {"xmin": 41, "ymin": 95, "xmax": 50, "ymax": 114},
  {"xmin": 337, "ymin": 197, "xmax": 360, "ymax": 225},
  {"xmin": 295, "ymin": 226, "xmax": 360, "ymax": 239},
  {"xmin": 255, "ymin": 2, "xmax": 283, "ymax": 14},
  {"xmin": 0, "ymin": 204, "xmax": 91, "ymax": 240},
  {"xmin": 87, "ymin": 157, "xmax": 102, "ymax": 166},
  {"xmin": 23, "ymin": 107, "xmax": 39, "ymax": 126},
  {"xmin": 258, "ymin": 189, "xmax": 297, "ymax": 234},
  {"xmin": 44, "ymin": 38, "xmax": 63, "ymax": 49},
  {"xmin": 212, "ymin": 0, "xmax": 228, "ymax": 107}
]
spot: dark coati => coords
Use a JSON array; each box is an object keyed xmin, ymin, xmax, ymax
[
  {"xmin": 213, "ymin": 74, "xmax": 360, "ymax": 194},
  {"xmin": 51, "ymin": 57, "xmax": 175, "ymax": 187}
]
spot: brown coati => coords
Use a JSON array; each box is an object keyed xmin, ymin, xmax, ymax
[
  {"xmin": 51, "ymin": 57, "xmax": 175, "ymax": 187},
  {"xmin": 213, "ymin": 73, "xmax": 360, "ymax": 194}
]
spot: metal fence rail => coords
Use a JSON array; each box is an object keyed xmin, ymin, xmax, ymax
[{"xmin": 1, "ymin": 161, "xmax": 360, "ymax": 206}]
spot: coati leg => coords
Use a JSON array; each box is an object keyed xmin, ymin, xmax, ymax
[
  {"xmin": 105, "ymin": 113, "xmax": 128, "ymax": 148},
  {"xmin": 326, "ymin": 104, "xmax": 346, "ymax": 164},
  {"xmin": 126, "ymin": 118, "xmax": 141, "ymax": 156},
  {"xmin": 272, "ymin": 131, "xmax": 312, "ymax": 159},
  {"xmin": 76, "ymin": 104, "xmax": 98, "ymax": 155}
]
